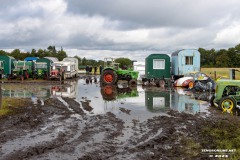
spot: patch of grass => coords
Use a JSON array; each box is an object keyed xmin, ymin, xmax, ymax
[
  {"xmin": 179, "ymin": 136, "xmax": 201, "ymax": 157},
  {"xmin": 201, "ymin": 68, "xmax": 240, "ymax": 80},
  {"xmin": 201, "ymin": 119, "xmax": 240, "ymax": 159},
  {"xmin": 0, "ymin": 97, "xmax": 29, "ymax": 116}
]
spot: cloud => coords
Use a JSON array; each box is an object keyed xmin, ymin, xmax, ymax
[
  {"xmin": 0, "ymin": 0, "xmax": 240, "ymax": 60},
  {"xmin": 66, "ymin": 0, "xmax": 240, "ymax": 29},
  {"xmin": 213, "ymin": 21, "xmax": 240, "ymax": 48}
]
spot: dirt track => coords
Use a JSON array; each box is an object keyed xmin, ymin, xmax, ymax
[{"xmin": 0, "ymin": 80, "xmax": 240, "ymax": 159}]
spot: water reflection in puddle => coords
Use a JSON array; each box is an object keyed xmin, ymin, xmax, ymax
[{"xmin": 0, "ymin": 76, "xmax": 237, "ymax": 118}]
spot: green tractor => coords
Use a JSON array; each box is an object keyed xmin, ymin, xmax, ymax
[
  {"xmin": 0, "ymin": 61, "xmax": 4, "ymax": 79},
  {"xmin": 33, "ymin": 62, "xmax": 48, "ymax": 79},
  {"xmin": 100, "ymin": 84, "xmax": 138, "ymax": 101},
  {"xmin": 9, "ymin": 61, "xmax": 34, "ymax": 80},
  {"xmin": 210, "ymin": 79, "xmax": 240, "ymax": 112},
  {"xmin": 101, "ymin": 58, "xmax": 139, "ymax": 85}
]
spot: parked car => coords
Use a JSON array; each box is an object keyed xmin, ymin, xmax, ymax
[{"xmin": 174, "ymin": 72, "xmax": 209, "ymax": 89}]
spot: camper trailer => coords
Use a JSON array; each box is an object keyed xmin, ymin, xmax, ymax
[
  {"xmin": 50, "ymin": 61, "xmax": 77, "ymax": 80},
  {"xmin": 171, "ymin": 49, "xmax": 200, "ymax": 80},
  {"xmin": 142, "ymin": 54, "xmax": 171, "ymax": 86},
  {"xmin": 63, "ymin": 57, "xmax": 79, "ymax": 74}
]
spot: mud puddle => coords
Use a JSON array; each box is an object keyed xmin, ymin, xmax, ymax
[{"xmin": 0, "ymin": 77, "xmax": 240, "ymax": 159}]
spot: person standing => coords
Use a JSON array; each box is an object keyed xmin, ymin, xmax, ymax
[
  {"xmin": 99, "ymin": 65, "xmax": 103, "ymax": 75},
  {"xmin": 89, "ymin": 66, "xmax": 92, "ymax": 74},
  {"xmin": 94, "ymin": 66, "xmax": 97, "ymax": 75},
  {"xmin": 86, "ymin": 65, "xmax": 89, "ymax": 75}
]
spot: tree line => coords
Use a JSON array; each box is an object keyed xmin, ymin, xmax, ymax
[
  {"xmin": 0, "ymin": 46, "xmax": 67, "ymax": 61},
  {"xmin": 1, "ymin": 44, "xmax": 240, "ymax": 68},
  {"xmin": 199, "ymin": 43, "xmax": 240, "ymax": 67},
  {"xmin": 0, "ymin": 46, "xmax": 133, "ymax": 69}
]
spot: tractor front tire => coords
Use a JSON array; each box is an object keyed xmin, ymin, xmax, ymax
[
  {"xmin": 219, "ymin": 97, "xmax": 236, "ymax": 111},
  {"xmin": 102, "ymin": 70, "xmax": 117, "ymax": 85}
]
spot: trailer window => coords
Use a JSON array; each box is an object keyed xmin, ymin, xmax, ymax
[
  {"xmin": 153, "ymin": 59, "xmax": 165, "ymax": 69},
  {"xmin": 185, "ymin": 56, "xmax": 193, "ymax": 65},
  {"xmin": 153, "ymin": 97, "xmax": 165, "ymax": 109}
]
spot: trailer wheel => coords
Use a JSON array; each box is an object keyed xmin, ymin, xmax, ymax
[
  {"xmin": 7, "ymin": 74, "xmax": 12, "ymax": 80},
  {"xmin": 102, "ymin": 70, "xmax": 117, "ymax": 85},
  {"xmin": 219, "ymin": 97, "xmax": 236, "ymax": 111},
  {"xmin": 129, "ymin": 79, "xmax": 137, "ymax": 86},
  {"xmin": 159, "ymin": 80, "xmax": 165, "ymax": 87}
]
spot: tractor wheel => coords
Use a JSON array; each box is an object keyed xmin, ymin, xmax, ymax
[
  {"xmin": 26, "ymin": 73, "xmax": 29, "ymax": 79},
  {"xmin": 100, "ymin": 85, "xmax": 117, "ymax": 101},
  {"xmin": 188, "ymin": 81, "xmax": 194, "ymax": 89},
  {"xmin": 159, "ymin": 79, "xmax": 166, "ymax": 87},
  {"xmin": 20, "ymin": 75, "xmax": 24, "ymax": 81},
  {"xmin": 219, "ymin": 97, "xmax": 236, "ymax": 111},
  {"xmin": 102, "ymin": 70, "xmax": 117, "ymax": 85},
  {"xmin": 45, "ymin": 74, "xmax": 49, "ymax": 80},
  {"xmin": 129, "ymin": 79, "xmax": 137, "ymax": 86}
]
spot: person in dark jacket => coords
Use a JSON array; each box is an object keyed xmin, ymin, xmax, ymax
[
  {"xmin": 94, "ymin": 66, "xmax": 97, "ymax": 75},
  {"xmin": 99, "ymin": 65, "xmax": 103, "ymax": 75},
  {"xmin": 89, "ymin": 66, "xmax": 92, "ymax": 74},
  {"xmin": 86, "ymin": 65, "xmax": 89, "ymax": 75}
]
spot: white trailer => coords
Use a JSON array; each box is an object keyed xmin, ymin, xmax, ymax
[
  {"xmin": 51, "ymin": 61, "xmax": 77, "ymax": 79},
  {"xmin": 63, "ymin": 57, "xmax": 79, "ymax": 72}
]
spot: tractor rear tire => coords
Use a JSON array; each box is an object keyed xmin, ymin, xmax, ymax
[
  {"xmin": 102, "ymin": 70, "xmax": 117, "ymax": 85},
  {"xmin": 100, "ymin": 85, "xmax": 117, "ymax": 101}
]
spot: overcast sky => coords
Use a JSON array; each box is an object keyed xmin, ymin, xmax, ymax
[{"xmin": 1, "ymin": 0, "xmax": 240, "ymax": 61}]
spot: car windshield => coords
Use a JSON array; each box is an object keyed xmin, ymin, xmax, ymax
[
  {"xmin": 184, "ymin": 73, "xmax": 196, "ymax": 78},
  {"xmin": 184, "ymin": 72, "xmax": 207, "ymax": 80}
]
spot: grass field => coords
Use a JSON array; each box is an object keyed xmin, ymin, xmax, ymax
[{"xmin": 201, "ymin": 68, "xmax": 240, "ymax": 80}]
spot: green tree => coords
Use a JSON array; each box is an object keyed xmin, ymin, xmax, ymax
[
  {"xmin": 57, "ymin": 49, "xmax": 67, "ymax": 61},
  {"xmin": 74, "ymin": 55, "xmax": 81, "ymax": 67},
  {"xmin": 216, "ymin": 53, "xmax": 230, "ymax": 67},
  {"xmin": 10, "ymin": 49, "xmax": 21, "ymax": 60},
  {"xmin": 0, "ymin": 50, "xmax": 7, "ymax": 55},
  {"xmin": 115, "ymin": 58, "xmax": 133, "ymax": 69},
  {"xmin": 82, "ymin": 57, "xmax": 87, "ymax": 66}
]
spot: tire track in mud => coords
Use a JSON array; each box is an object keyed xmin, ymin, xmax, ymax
[
  {"xmin": 0, "ymin": 97, "xmax": 126, "ymax": 160},
  {"xmin": 0, "ymin": 97, "xmax": 86, "ymax": 160},
  {"xmin": 1, "ymin": 96, "xmax": 239, "ymax": 160}
]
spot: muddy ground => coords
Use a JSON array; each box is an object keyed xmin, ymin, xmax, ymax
[{"xmin": 0, "ymin": 81, "xmax": 240, "ymax": 160}]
